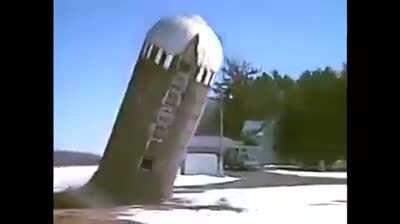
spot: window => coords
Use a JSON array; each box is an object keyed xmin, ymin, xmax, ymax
[{"xmin": 141, "ymin": 157, "xmax": 153, "ymax": 171}]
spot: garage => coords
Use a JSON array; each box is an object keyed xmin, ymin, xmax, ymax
[
  {"xmin": 181, "ymin": 135, "xmax": 239, "ymax": 176},
  {"xmin": 183, "ymin": 153, "xmax": 219, "ymax": 175}
]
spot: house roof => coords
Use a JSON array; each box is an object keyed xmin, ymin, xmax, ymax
[
  {"xmin": 187, "ymin": 135, "xmax": 239, "ymax": 154},
  {"xmin": 241, "ymin": 120, "xmax": 265, "ymax": 134},
  {"xmin": 234, "ymin": 144, "xmax": 263, "ymax": 151}
]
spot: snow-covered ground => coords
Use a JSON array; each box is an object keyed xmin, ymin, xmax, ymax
[
  {"xmin": 265, "ymin": 169, "xmax": 347, "ymax": 179},
  {"xmin": 54, "ymin": 166, "xmax": 97, "ymax": 192},
  {"xmin": 54, "ymin": 165, "xmax": 239, "ymax": 192},
  {"xmin": 54, "ymin": 166, "xmax": 347, "ymax": 224},
  {"xmin": 117, "ymin": 185, "xmax": 347, "ymax": 224},
  {"xmin": 174, "ymin": 174, "xmax": 239, "ymax": 187}
]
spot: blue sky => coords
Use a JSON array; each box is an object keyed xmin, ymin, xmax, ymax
[{"xmin": 54, "ymin": 0, "xmax": 346, "ymax": 154}]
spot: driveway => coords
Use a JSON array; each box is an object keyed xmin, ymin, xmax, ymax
[{"xmin": 174, "ymin": 169, "xmax": 346, "ymax": 193}]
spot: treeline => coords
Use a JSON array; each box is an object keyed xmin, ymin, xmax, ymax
[
  {"xmin": 54, "ymin": 150, "xmax": 101, "ymax": 167},
  {"xmin": 214, "ymin": 59, "xmax": 347, "ymax": 165}
]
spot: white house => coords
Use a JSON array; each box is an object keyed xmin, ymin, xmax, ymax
[
  {"xmin": 242, "ymin": 120, "xmax": 277, "ymax": 164},
  {"xmin": 181, "ymin": 135, "xmax": 238, "ymax": 176}
]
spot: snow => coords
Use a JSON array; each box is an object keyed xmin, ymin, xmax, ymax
[
  {"xmin": 117, "ymin": 185, "xmax": 347, "ymax": 224},
  {"xmin": 174, "ymin": 174, "xmax": 239, "ymax": 187},
  {"xmin": 146, "ymin": 15, "xmax": 223, "ymax": 71},
  {"xmin": 53, "ymin": 166, "xmax": 239, "ymax": 192},
  {"xmin": 264, "ymin": 169, "xmax": 347, "ymax": 179},
  {"xmin": 54, "ymin": 166, "xmax": 98, "ymax": 192},
  {"xmin": 54, "ymin": 166, "xmax": 346, "ymax": 224}
]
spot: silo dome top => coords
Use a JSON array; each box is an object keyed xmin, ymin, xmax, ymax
[{"xmin": 146, "ymin": 15, "xmax": 224, "ymax": 72}]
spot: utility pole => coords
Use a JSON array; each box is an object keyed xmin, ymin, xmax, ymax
[
  {"xmin": 219, "ymin": 91, "xmax": 224, "ymax": 175},
  {"xmin": 219, "ymin": 91, "xmax": 224, "ymax": 151},
  {"xmin": 212, "ymin": 82, "xmax": 229, "ymax": 176}
]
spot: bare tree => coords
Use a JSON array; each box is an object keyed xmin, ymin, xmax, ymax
[{"xmin": 212, "ymin": 58, "xmax": 261, "ymax": 95}]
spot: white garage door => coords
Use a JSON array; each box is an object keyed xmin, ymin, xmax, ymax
[{"xmin": 184, "ymin": 153, "xmax": 218, "ymax": 175}]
